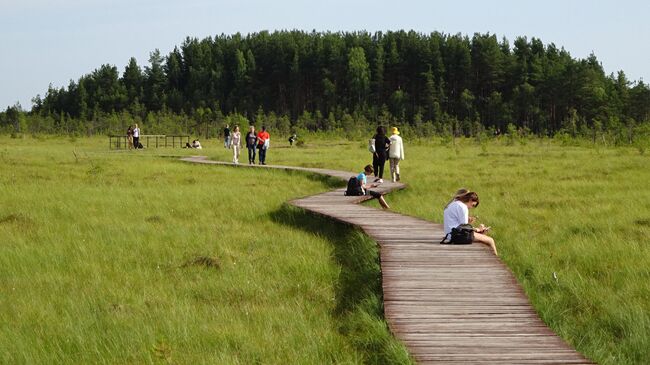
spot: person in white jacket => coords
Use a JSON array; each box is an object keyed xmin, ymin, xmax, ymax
[{"xmin": 388, "ymin": 127, "xmax": 404, "ymax": 182}]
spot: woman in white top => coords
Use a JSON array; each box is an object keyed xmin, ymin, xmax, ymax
[
  {"xmin": 443, "ymin": 191, "xmax": 497, "ymax": 255},
  {"xmin": 388, "ymin": 126, "xmax": 404, "ymax": 182},
  {"xmin": 231, "ymin": 125, "xmax": 242, "ymax": 164}
]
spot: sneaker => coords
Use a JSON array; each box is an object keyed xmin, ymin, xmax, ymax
[{"xmin": 377, "ymin": 179, "xmax": 383, "ymax": 183}]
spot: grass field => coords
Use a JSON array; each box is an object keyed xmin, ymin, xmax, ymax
[
  {"xmin": 0, "ymin": 136, "xmax": 410, "ymax": 364},
  {"xmin": 2, "ymin": 134, "xmax": 649, "ymax": 364}
]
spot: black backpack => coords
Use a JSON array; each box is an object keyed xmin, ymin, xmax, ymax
[
  {"xmin": 440, "ymin": 224, "xmax": 474, "ymax": 244},
  {"xmin": 344, "ymin": 176, "xmax": 364, "ymax": 196}
]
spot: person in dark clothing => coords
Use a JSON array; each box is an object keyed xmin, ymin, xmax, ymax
[
  {"xmin": 372, "ymin": 125, "xmax": 391, "ymax": 183},
  {"xmin": 245, "ymin": 125, "xmax": 257, "ymax": 164},
  {"xmin": 224, "ymin": 125, "xmax": 231, "ymax": 149},
  {"xmin": 126, "ymin": 126, "xmax": 134, "ymax": 149}
]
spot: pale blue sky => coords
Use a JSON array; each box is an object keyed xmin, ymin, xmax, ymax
[{"xmin": 1, "ymin": 0, "xmax": 648, "ymax": 110}]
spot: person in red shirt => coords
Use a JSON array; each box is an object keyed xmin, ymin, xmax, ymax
[{"xmin": 256, "ymin": 126, "xmax": 270, "ymax": 165}]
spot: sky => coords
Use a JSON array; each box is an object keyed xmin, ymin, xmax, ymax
[{"xmin": 1, "ymin": 0, "xmax": 649, "ymax": 111}]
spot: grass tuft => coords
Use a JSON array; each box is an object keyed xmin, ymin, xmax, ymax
[
  {"xmin": 144, "ymin": 215, "xmax": 164, "ymax": 223},
  {"xmin": 0, "ymin": 213, "xmax": 27, "ymax": 224},
  {"xmin": 181, "ymin": 255, "xmax": 221, "ymax": 270}
]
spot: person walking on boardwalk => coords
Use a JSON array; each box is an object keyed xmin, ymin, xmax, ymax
[
  {"xmin": 231, "ymin": 125, "xmax": 242, "ymax": 164},
  {"xmin": 245, "ymin": 125, "xmax": 257, "ymax": 164},
  {"xmin": 223, "ymin": 124, "xmax": 231, "ymax": 149},
  {"xmin": 256, "ymin": 126, "xmax": 270, "ymax": 165},
  {"xmin": 126, "ymin": 126, "xmax": 134, "ymax": 149},
  {"xmin": 356, "ymin": 164, "xmax": 390, "ymax": 209},
  {"xmin": 388, "ymin": 126, "xmax": 404, "ymax": 182},
  {"xmin": 133, "ymin": 124, "xmax": 141, "ymax": 149},
  {"xmin": 372, "ymin": 126, "xmax": 391, "ymax": 183},
  {"xmin": 442, "ymin": 190, "xmax": 497, "ymax": 255}
]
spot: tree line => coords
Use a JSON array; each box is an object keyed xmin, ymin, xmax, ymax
[{"xmin": 2, "ymin": 30, "xmax": 650, "ymax": 140}]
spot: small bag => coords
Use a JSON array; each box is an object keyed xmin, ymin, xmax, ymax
[
  {"xmin": 263, "ymin": 138, "xmax": 270, "ymax": 150},
  {"xmin": 440, "ymin": 224, "xmax": 474, "ymax": 244},
  {"xmin": 368, "ymin": 139, "xmax": 376, "ymax": 153}
]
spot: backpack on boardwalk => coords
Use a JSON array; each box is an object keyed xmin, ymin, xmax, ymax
[
  {"xmin": 344, "ymin": 176, "xmax": 364, "ymax": 196},
  {"xmin": 440, "ymin": 224, "xmax": 474, "ymax": 244}
]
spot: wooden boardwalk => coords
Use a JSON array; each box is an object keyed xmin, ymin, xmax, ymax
[{"xmin": 182, "ymin": 156, "xmax": 593, "ymax": 364}]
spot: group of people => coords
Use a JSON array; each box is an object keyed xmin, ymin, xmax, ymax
[
  {"xmin": 358, "ymin": 125, "xmax": 497, "ymax": 255},
  {"xmin": 346, "ymin": 125, "xmax": 403, "ymax": 210},
  {"xmin": 125, "ymin": 124, "xmax": 141, "ymax": 149},
  {"xmin": 223, "ymin": 124, "xmax": 270, "ymax": 164},
  {"xmin": 370, "ymin": 126, "xmax": 405, "ymax": 183},
  {"xmin": 226, "ymin": 125, "xmax": 270, "ymax": 165}
]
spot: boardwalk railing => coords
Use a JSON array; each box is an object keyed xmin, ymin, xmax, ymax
[
  {"xmin": 109, "ymin": 135, "xmax": 190, "ymax": 149},
  {"xmin": 181, "ymin": 156, "xmax": 593, "ymax": 364}
]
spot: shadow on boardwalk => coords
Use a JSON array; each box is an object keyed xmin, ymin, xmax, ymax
[{"xmin": 271, "ymin": 205, "xmax": 412, "ymax": 363}]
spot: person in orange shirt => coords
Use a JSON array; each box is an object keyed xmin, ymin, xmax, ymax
[{"xmin": 256, "ymin": 126, "xmax": 270, "ymax": 165}]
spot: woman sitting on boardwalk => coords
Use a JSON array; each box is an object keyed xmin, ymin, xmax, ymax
[{"xmin": 443, "ymin": 190, "xmax": 497, "ymax": 255}]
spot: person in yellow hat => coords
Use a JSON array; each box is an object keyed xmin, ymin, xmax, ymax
[{"xmin": 388, "ymin": 126, "xmax": 404, "ymax": 182}]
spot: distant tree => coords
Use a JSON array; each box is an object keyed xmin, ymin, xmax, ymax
[
  {"xmin": 348, "ymin": 46, "xmax": 371, "ymax": 108},
  {"xmin": 165, "ymin": 47, "xmax": 185, "ymax": 113},
  {"xmin": 144, "ymin": 49, "xmax": 167, "ymax": 111},
  {"xmin": 371, "ymin": 41, "xmax": 385, "ymax": 105},
  {"xmin": 122, "ymin": 57, "xmax": 143, "ymax": 107}
]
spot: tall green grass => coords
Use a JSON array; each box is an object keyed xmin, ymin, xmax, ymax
[
  {"xmin": 0, "ymin": 136, "xmax": 411, "ymax": 364},
  {"xmin": 3, "ymin": 134, "xmax": 649, "ymax": 364}
]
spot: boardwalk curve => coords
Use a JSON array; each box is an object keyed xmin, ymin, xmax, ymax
[{"xmin": 181, "ymin": 156, "xmax": 593, "ymax": 364}]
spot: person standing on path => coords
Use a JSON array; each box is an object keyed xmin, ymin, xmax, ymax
[
  {"xmin": 388, "ymin": 127, "xmax": 404, "ymax": 182},
  {"xmin": 126, "ymin": 126, "xmax": 134, "ymax": 149},
  {"xmin": 256, "ymin": 126, "xmax": 270, "ymax": 165},
  {"xmin": 372, "ymin": 126, "xmax": 391, "ymax": 183},
  {"xmin": 133, "ymin": 124, "xmax": 141, "ymax": 149},
  {"xmin": 245, "ymin": 125, "xmax": 257, "ymax": 164},
  {"xmin": 223, "ymin": 124, "xmax": 231, "ymax": 149},
  {"xmin": 231, "ymin": 125, "xmax": 242, "ymax": 164}
]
